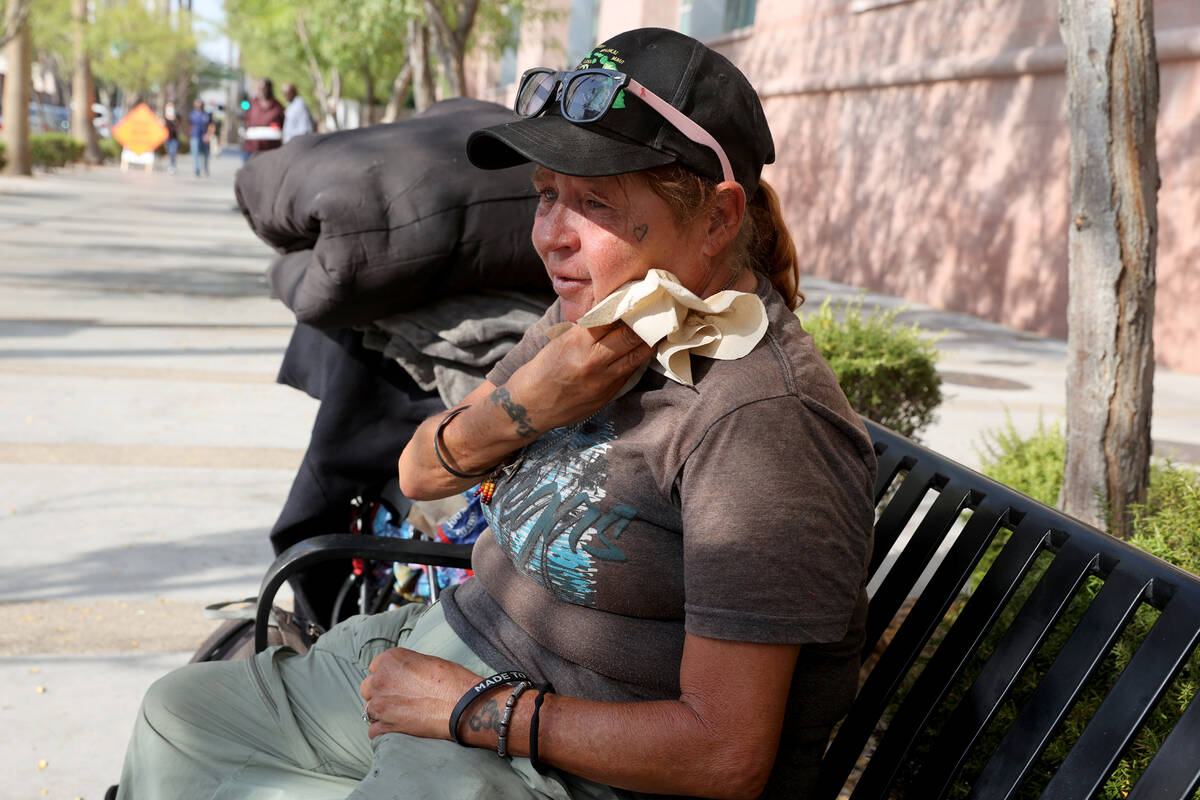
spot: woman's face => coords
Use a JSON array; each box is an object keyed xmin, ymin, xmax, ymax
[{"xmin": 531, "ymin": 168, "xmax": 718, "ymax": 323}]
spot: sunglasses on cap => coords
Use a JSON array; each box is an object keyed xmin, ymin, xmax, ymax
[{"xmin": 514, "ymin": 67, "xmax": 735, "ymax": 185}]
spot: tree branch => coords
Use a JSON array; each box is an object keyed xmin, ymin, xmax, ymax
[
  {"xmin": 453, "ymin": 0, "xmax": 479, "ymax": 47},
  {"xmin": 295, "ymin": 13, "xmax": 336, "ymax": 129},
  {"xmin": 381, "ymin": 62, "xmax": 413, "ymax": 123},
  {"xmin": 0, "ymin": 0, "xmax": 32, "ymax": 50},
  {"xmin": 423, "ymin": 0, "xmax": 454, "ymax": 47}
]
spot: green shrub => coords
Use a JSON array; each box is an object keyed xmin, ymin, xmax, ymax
[
  {"xmin": 30, "ymin": 133, "xmax": 85, "ymax": 169},
  {"xmin": 951, "ymin": 424, "xmax": 1200, "ymax": 798},
  {"xmin": 800, "ymin": 296, "xmax": 943, "ymax": 439},
  {"xmin": 975, "ymin": 415, "xmax": 1065, "ymax": 505},
  {"xmin": 98, "ymin": 137, "xmax": 122, "ymax": 163},
  {"xmin": 0, "ymin": 139, "xmax": 6, "ymax": 171}
]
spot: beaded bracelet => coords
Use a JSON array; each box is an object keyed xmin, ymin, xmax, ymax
[
  {"xmin": 496, "ymin": 680, "xmax": 532, "ymax": 759},
  {"xmin": 529, "ymin": 686, "xmax": 553, "ymax": 773},
  {"xmin": 448, "ymin": 671, "xmax": 531, "ymax": 745},
  {"xmin": 433, "ymin": 405, "xmax": 493, "ymax": 479}
]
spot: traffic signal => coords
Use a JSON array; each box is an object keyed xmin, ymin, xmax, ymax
[{"xmin": 240, "ymin": 97, "xmax": 251, "ymax": 111}]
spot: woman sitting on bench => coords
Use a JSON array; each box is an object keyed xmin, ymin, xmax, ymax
[{"xmin": 115, "ymin": 27, "xmax": 876, "ymax": 800}]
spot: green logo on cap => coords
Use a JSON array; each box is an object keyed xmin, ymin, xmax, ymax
[{"xmin": 578, "ymin": 48, "xmax": 626, "ymax": 109}]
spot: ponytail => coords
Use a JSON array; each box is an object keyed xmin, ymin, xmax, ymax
[{"xmin": 744, "ymin": 179, "xmax": 802, "ymax": 310}]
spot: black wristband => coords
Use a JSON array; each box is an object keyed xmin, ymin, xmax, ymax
[
  {"xmin": 433, "ymin": 405, "xmax": 493, "ymax": 479},
  {"xmin": 449, "ymin": 671, "xmax": 532, "ymax": 745},
  {"xmin": 529, "ymin": 686, "xmax": 553, "ymax": 773}
]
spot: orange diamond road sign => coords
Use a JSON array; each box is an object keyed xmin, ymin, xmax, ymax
[{"xmin": 112, "ymin": 103, "xmax": 169, "ymax": 155}]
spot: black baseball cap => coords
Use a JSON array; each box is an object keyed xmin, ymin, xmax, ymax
[{"xmin": 466, "ymin": 27, "xmax": 775, "ymax": 199}]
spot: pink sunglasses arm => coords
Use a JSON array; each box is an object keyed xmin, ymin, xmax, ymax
[{"xmin": 627, "ymin": 78, "xmax": 736, "ymax": 185}]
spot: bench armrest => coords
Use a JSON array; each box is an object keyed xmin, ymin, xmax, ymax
[{"xmin": 254, "ymin": 534, "xmax": 474, "ymax": 653}]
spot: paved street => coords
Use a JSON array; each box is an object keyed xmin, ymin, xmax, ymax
[{"xmin": 1, "ymin": 149, "xmax": 1198, "ymax": 800}]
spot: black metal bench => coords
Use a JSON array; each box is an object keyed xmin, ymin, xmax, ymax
[{"xmin": 254, "ymin": 419, "xmax": 1200, "ymax": 799}]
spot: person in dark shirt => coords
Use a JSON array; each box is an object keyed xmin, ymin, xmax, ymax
[
  {"xmin": 162, "ymin": 104, "xmax": 180, "ymax": 175},
  {"xmin": 111, "ymin": 28, "xmax": 876, "ymax": 800},
  {"xmin": 241, "ymin": 78, "xmax": 285, "ymax": 164}
]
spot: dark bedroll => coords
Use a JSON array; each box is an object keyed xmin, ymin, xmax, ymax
[{"xmin": 251, "ymin": 419, "xmax": 1200, "ymax": 799}]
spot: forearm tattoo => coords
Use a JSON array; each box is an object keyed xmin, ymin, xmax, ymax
[
  {"xmin": 468, "ymin": 698, "xmax": 501, "ymax": 733},
  {"xmin": 491, "ymin": 387, "xmax": 537, "ymax": 438}
]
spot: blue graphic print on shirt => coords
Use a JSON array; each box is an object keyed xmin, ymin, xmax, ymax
[{"xmin": 482, "ymin": 413, "xmax": 638, "ymax": 606}]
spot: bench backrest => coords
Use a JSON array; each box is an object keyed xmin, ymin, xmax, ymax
[{"xmin": 815, "ymin": 419, "xmax": 1200, "ymax": 800}]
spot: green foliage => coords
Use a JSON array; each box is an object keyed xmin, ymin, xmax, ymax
[
  {"xmin": 0, "ymin": 139, "xmax": 6, "ymax": 171},
  {"xmin": 224, "ymin": 0, "xmax": 545, "ymax": 116},
  {"xmin": 1129, "ymin": 460, "xmax": 1200, "ymax": 569},
  {"xmin": 27, "ymin": 0, "xmax": 74, "ymax": 65},
  {"xmin": 98, "ymin": 137, "xmax": 122, "ymax": 163},
  {"xmin": 88, "ymin": 0, "xmax": 198, "ymax": 97},
  {"xmin": 943, "ymin": 424, "xmax": 1200, "ymax": 798},
  {"xmin": 225, "ymin": 0, "xmax": 418, "ymax": 113},
  {"xmin": 30, "ymin": 132, "xmax": 84, "ymax": 168},
  {"xmin": 975, "ymin": 415, "xmax": 1065, "ymax": 505},
  {"xmin": 799, "ymin": 296, "xmax": 943, "ymax": 439}
]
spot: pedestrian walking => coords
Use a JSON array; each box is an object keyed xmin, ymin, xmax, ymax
[
  {"xmin": 241, "ymin": 79, "xmax": 285, "ymax": 164},
  {"xmin": 282, "ymin": 82, "xmax": 315, "ymax": 144},
  {"xmin": 188, "ymin": 99, "xmax": 215, "ymax": 177},
  {"xmin": 163, "ymin": 103, "xmax": 180, "ymax": 175}
]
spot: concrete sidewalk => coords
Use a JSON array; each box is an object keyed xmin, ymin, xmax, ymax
[
  {"xmin": 1, "ymin": 151, "xmax": 317, "ymax": 799},
  {"xmin": 1, "ymin": 154, "xmax": 1198, "ymax": 800}
]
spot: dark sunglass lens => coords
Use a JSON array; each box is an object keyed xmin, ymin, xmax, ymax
[
  {"xmin": 563, "ymin": 73, "xmax": 618, "ymax": 122},
  {"xmin": 516, "ymin": 71, "xmax": 558, "ymax": 117}
]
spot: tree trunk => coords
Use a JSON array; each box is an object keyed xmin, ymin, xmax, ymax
[
  {"xmin": 296, "ymin": 14, "xmax": 339, "ymax": 130},
  {"xmin": 71, "ymin": 0, "xmax": 103, "ymax": 164},
  {"xmin": 1059, "ymin": 0, "xmax": 1159, "ymax": 538},
  {"xmin": 409, "ymin": 18, "xmax": 436, "ymax": 112},
  {"xmin": 173, "ymin": 1, "xmax": 193, "ymax": 125},
  {"xmin": 424, "ymin": 0, "xmax": 478, "ymax": 98},
  {"xmin": 362, "ymin": 61, "xmax": 375, "ymax": 126},
  {"xmin": 2, "ymin": 0, "xmax": 33, "ymax": 176},
  {"xmin": 381, "ymin": 63, "xmax": 413, "ymax": 123},
  {"xmin": 329, "ymin": 67, "xmax": 342, "ymax": 128}
]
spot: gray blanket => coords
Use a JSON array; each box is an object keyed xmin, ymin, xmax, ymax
[{"xmin": 360, "ymin": 290, "xmax": 553, "ymax": 407}]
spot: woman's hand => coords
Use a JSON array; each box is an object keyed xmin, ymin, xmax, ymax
[
  {"xmin": 502, "ymin": 321, "xmax": 653, "ymax": 433},
  {"xmin": 396, "ymin": 320, "xmax": 651, "ymax": 501},
  {"xmin": 359, "ymin": 647, "xmax": 482, "ymax": 741}
]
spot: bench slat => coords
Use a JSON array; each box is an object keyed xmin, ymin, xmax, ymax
[
  {"xmin": 1126, "ymin": 686, "xmax": 1200, "ymax": 799},
  {"xmin": 813, "ymin": 502, "xmax": 1005, "ymax": 799},
  {"xmin": 865, "ymin": 484, "xmax": 974, "ymax": 652},
  {"xmin": 967, "ymin": 563, "xmax": 1151, "ymax": 798},
  {"xmin": 897, "ymin": 536, "xmax": 1096, "ymax": 797},
  {"xmin": 871, "ymin": 440, "xmax": 909, "ymax": 506},
  {"xmin": 842, "ymin": 517, "xmax": 1054, "ymax": 799},
  {"xmin": 869, "ymin": 461, "xmax": 940, "ymax": 577},
  {"xmin": 1040, "ymin": 597, "xmax": 1200, "ymax": 799}
]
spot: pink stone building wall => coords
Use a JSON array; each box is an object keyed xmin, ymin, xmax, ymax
[
  {"xmin": 722, "ymin": 0, "xmax": 1200, "ymax": 372},
  {"xmin": 468, "ymin": 0, "xmax": 1200, "ymax": 372}
]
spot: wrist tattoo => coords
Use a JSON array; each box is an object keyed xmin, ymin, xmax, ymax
[
  {"xmin": 491, "ymin": 387, "xmax": 537, "ymax": 438},
  {"xmin": 468, "ymin": 698, "xmax": 501, "ymax": 732}
]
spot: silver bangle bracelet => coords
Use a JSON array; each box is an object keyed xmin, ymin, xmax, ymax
[{"xmin": 496, "ymin": 680, "xmax": 531, "ymax": 758}]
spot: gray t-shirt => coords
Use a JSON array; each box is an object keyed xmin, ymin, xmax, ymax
[{"xmin": 441, "ymin": 277, "xmax": 876, "ymax": 794}]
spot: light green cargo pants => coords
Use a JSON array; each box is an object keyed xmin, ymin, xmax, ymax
[{"xmin": 116, "ymin": 602, "xmax": 618, "ymax": 800}]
